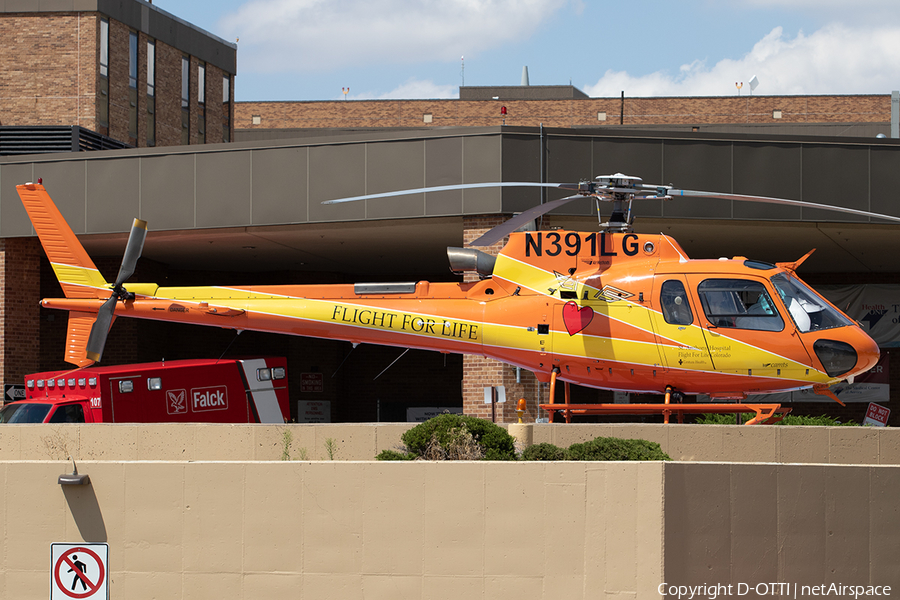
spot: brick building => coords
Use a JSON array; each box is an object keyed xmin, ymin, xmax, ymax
[
  {"xmin": 0, "ymin": 1, "xmax": 236, "ymax": 148},
  {"xmin": 235, "ymin": 89, "xmax": 895, "ymax": 137}
]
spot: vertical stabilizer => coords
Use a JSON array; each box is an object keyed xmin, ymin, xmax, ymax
[
  {"xmin": 65, "ymin": 312, "xmax": 105, "ymax": 367},
  {"xmin": 16, "ymin": 183, "xmax": 108, "ymax": 298}
]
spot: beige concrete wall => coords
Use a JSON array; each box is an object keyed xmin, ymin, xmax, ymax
[
  {"xmin": 530, "ymin": 423, "xmax": 900, "ymax": 465},
  {"xmin": 0, "ymin": 460, "xmax": 664, "ymax": 600},
  {"xmin": 664, "ymin": 462, "xmax": 900, "ymax": 593},
  {"xmin": 2, "ymin": 423, "xmax": 899, "ymax": 464},
  {"xmin": 2, "ymin": 459, "xmax": 896, "ymax": 599}
]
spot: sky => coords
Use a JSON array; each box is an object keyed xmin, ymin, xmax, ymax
[{"xmin": 149, "ymin": 0, "xmax": 900, "ymax": 102}]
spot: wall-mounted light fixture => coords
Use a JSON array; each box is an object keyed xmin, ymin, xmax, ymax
[{"xmin": 58, "ymin": 458, "xmax": 90, "ymax": 486}]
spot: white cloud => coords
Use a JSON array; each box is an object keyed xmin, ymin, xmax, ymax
[
  {"xmin": 222, "ymin": 0, "xmax": 569, "ymax": 74},
  {"xmin": 584, "ymin": 24, "xmax": 900, "ymax": 97},
  {"xmin": 342, "ymin": 78, "xmax": 457, "ymax": 99},
  {"xmin": 376, "ymin": 78, "xmax": 458, "ymax": 99}
]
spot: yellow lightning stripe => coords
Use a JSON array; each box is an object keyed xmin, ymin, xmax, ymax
[
  {"xmin": 50, "ymin": 262, "xmax": 107, "ymax": 293},
  {"xmin": 494, "ymin": 253, "xmax": 662, "ymax": 334},
  {"xmin": 148, "ymin": 287, "xmax": 486, "ymax": 345}
]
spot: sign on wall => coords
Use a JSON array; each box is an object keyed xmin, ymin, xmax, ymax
[
  {"xmin": 298, "ymin": 400, "xmax": 330, "ymax": 423},
  {"xmin": 4, "ymin": 383, "xmax": 25, "ymax": 402},
  {"xmin": 863, "ymin": 403, "xmax": 891, "ymax": 427},
  {"xmin": 406, "ymin": 407, "xmax": 463, "ymax": 422},
  {"xmin": 820, "ymin": 284, "xmax": 900, "ymax": 347},
  {"xmin": 51, "ymin": 543, "xmax": 108, "ymax": 600},
  {"xmin": 300, "ymin": 372, "xmax": 324, "ymax": 393}
]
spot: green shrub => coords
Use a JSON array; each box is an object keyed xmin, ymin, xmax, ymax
[
  {"xmin": 375, "ymin": 449, "xmax": 416, "ymax": 461},
  {"xmin": 521, "ymin": 442, "xmax": 567, "ymax": 461},
  {"xmin": 695, "ymin": 413, "xmax": 861, "ymax": 426},
  {"xmin": 694, "ymin": 413, "xmax": 752, "ymax": 425},
  {"xmin": 400, "ymin": 414, "xmax": 517, "ymax": 461},
  {"xmin": 564, "ymin": 436, "xmax": 670, "ymax": 461},
  {"xmin": 779, "ymin": 414, "xmax": 858, "ymax": 426}
]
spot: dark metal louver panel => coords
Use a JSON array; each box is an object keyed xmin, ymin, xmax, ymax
[{"xmin": 0, "ymin": 126, "xmax": 131, "ymax": 156}]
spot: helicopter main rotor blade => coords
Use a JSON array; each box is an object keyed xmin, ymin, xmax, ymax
[
  {"xmin": 664, "ymin": 189, "xmax": 900, "ymax": 224},
  {"xmin": 321, "ymin": 182, "xmax": 567, "ymax": 204},
  {"xmin": 469, "ymin": 194, "xmax": 584, "ymax": 247}
]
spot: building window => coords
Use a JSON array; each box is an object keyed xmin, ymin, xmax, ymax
[
  {"xmin": 181, "ymin": 56, "xmax": 190, "ymax": 145},
  {"xmin": 99, "ymin": 18, "xmax": 109, "ymax": 128},
  {"xmin": 146, "ymin": 40, "xmax": 156, "ymax": 146},
  {"xmin": 128, "ymin": 31, "xmax": 138, "ymax": 139},
  {"xmin": 198, "ymin": 63, "xmax": 206, "ymax": 104},
  {"xmin": 222, "ymin": 75, "xmax": 231, "ymax": 142},
  {"xmin": 197, "ymin": 62, "xmax": 206, "ymax": 144}
]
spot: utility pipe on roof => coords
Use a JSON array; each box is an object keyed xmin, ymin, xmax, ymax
[{"xmin": 892, "ymin": 91, "xmax": 899, "ymax": 139}]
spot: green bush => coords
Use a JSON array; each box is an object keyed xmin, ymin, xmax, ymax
[
  {"xmin": 521, "ymin": 442, "xmax": 567, "ymax": 461},
  {"xmin": 375, "ymin": 449, "xmax": 416, "ymax": 461},
  {"xmin": 400, "ymin": 414, "xmax": 517, "ymax": 461},
  {"xmin": 564, "ymin": 437, "xmax": 670, "ymax": 461},
  {"xmin": 695, "ymin": 413, "xmax": 861, "ymax": 426},
  {"xmin": 694, "ymin": 413, "xmax": 753, "ymax": 425},
  {"xmin": 779, "ymin": 414, "xmax": 859, "ymax": 426}
]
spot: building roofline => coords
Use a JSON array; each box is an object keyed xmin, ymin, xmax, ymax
[{"xmin": 1, "ymin": 0, "xmax": 237, "ymax": 74}]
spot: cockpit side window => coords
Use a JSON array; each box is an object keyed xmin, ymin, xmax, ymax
[
  {"xmin": 660, "ymin": 280, "xmax": 693, "ymax": 325},
  {"xmin": 698, "ymin": 279, "xmax": 784, "ymax": 332},
  {"xmin": 770, "ymin": 273, "xmax": 853, "ymax": 333}
]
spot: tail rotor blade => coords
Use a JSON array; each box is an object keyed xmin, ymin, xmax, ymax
[
  {"xmin": 85, "ymin": 217, "xmax": 146, "ymax": 363},
  {"xmin": 85, "ymin": 295, "xmax": 118, "ymax": 363},
  {"xmin": 115, "ymin": 218, "xmax": 147, "ymax": 286}
]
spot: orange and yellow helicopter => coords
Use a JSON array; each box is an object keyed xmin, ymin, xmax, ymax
[{"xmin": 17, "ymin": 175, "xmax": 895, "ymax": 423}]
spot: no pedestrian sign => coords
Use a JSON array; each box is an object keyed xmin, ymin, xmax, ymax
[{"xmin": 51, "ymin": 544, "xmax": 108, "ymax": 600}]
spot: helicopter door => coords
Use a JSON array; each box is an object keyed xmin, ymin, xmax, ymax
[
  {"xmin": 551, "ymin": 290, "xmax": 663, "ymax": 378},
  {"xmin": 687, "ymin": 276, "xmax": 813, "ymax": 378},
  {"xmin": 649, "ymin": 278, "xmax": 716, "ymax": 372}
]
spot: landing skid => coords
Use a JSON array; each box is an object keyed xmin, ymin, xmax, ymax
[{"xmin": 540, "ymin": 377, "xmax": 791, "ymax": 425}]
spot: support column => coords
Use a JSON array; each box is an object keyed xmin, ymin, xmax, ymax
[
  {"xmin": 0, "ymin": 237, "xmax": 41, "ymax": 404},
  {"xmin": 461, "ymin": 216, "xmax": 541, "ymax": 423}
]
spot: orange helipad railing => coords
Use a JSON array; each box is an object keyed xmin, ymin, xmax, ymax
[{"xmin": 539, "ymin": 401, "xmax": 791, "ymax": 424}]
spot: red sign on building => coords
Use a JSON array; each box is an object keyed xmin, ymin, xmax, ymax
[
  {"xmin": 863, "ymin": 402, "xmax": 891, "ymax": 427},
  {"xmin": 300, "ymin": 372, "xmax": 324, "ymax": 393}
]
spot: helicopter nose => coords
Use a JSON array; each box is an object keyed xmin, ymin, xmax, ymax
[{"xmin": 812, "ymin": 328, "xmax": 879, "ymax": 379}]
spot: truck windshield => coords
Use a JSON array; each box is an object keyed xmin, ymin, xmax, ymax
[
  {"xmin": 0, "ymin": 403, "xmax": 52, "ymax": 423},
  {"xmin": 770, "ymin": 273, "xmax": 853, "ymax": 333}
]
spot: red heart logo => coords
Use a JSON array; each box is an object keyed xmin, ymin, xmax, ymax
[{"xmin": 562, "ymin": 301, "xmax": 594, "ymax": 335}]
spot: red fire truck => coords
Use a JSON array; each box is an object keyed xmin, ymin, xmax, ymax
[{"xmin": 0, "ymin": 358, "xmax": 290, "ymax": 424}]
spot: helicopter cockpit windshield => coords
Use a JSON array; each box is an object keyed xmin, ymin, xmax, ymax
[{"xmin": 770, "ymin": 273, "xmax": 853, "ymax": 333}]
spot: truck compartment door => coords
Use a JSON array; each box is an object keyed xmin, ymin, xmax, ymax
[{"xmin": 239, "ymin": 359, "xmax": 287, "ymax": 423}]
